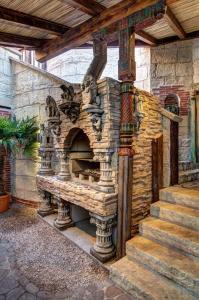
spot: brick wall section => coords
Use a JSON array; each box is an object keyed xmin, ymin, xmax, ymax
[{"xmin": 152, "ymin": 85, "xmax": 190, "ymax": 116}]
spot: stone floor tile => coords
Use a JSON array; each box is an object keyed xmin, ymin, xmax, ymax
[
  {"xmin": 0, "ymin": 274, "xmax": 18, "ymax": 294},
  {"xmin": 105, "ymin": 286, "xmax": 123, "ymax": 298},
  {"xmin": 6, "ymin": 286, "xmax": 25, "ymax": 300},
  {"xmin": 19, "ymin": 292, "xmax": 37, "ymax": 300},
  {"xmin": 25, "ymin": 283, "xmax": 39, "ymax": 294}
]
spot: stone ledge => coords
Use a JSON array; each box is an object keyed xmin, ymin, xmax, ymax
[{"xmin": 36, "ymin": 175, "xmax": 117, "ymax": 216}]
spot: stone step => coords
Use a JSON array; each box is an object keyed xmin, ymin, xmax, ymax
[
  {"xmin": 151, "ymin": 201, "xmax": 199, "ymax": 231},
  {"xmin": 110, "ymin": 256, "xmax": 197, "ymax": 300},
  {"xmin": 140, "ymin": 217, "xmax": 199, "ymax": 258},
  {"xmin": 126, "ymin": 236, "xmax": 199, "ymax": 295},
  {"xmin": 159, "ymin": 186, "xmax": 199, "ymax": 210}
]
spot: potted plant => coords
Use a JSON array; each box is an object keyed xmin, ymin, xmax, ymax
[{"xmin": 0, "ymin": 116, "xmax": 39, "ymax": 212}]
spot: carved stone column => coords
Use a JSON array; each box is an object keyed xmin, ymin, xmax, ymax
[
  {"xmin": 54, "ymin": 197, "xmax": 73, "ymax": 230},
  {"xmin": 38, "ymin": 124, "xmax": 54, "ymax": 176},
  {"xmin": 94, "ymin": 152, "xmax": 115, "ymax": 193},
  {"xmin": 56, "ymin": 149, "xmax": 71, "ymax": 181},
  {"xmin": 90, "ymin": 213, "xmax": 116, "ymax": 262},
  {"xmin": 37, "ymin": 189, "xmax": 54, "ymax": 217}
]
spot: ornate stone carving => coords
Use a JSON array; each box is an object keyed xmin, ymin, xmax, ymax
[
  {"xmin": 37, "ymin": 189, "xmax": 54, "ymax": 217},
  {"xmin": 133, "ymin": 89, "xmax": 144, "ymax": 132},
  {"xmin": 54, "ymin": 197, "xmax": 74, "ymax": 230},
  {"xmin": 45, "ymin": 95, "xmax": 62, "ymax": 141},
  {"xmin": 59, "ymin": 85, "xmax": 80, "ymax": 123},
  {"xmin": 46, "ymin": 95, "xmax": 60, "ymax": 119},
  {"xmin": 56, "ymin": 149, "xmax": 71, "ymax": 181},
  {"xmin": 82, "ymin": 78, "xmax": 104, "ymax": 141},
  {"xmin": 90, "ymin": 213, "xmax": 116, "ymax": 262},
  {"xmin": 38, "ymin": 124, "xmax": 54, "ymax": 176}
]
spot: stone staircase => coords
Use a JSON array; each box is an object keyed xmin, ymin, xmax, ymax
[{"xmin": 110, "ymin": 184, "xmax": 199, "ymax": 300}]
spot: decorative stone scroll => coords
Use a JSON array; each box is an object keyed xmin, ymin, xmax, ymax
[
  {"xmin": 54, "ymin": 196, "xmax": 73, "ymax": 230},
  {"xmin": 37, "ymin": 189, "xmax": 54, "ymax": 217},
  {"xmin": 59, "ymin": 85, "xmax": 80, "ymax": 124},
  {"xmin": 90, "ymin": 213, "xmax": 116, "ymax": 262}
]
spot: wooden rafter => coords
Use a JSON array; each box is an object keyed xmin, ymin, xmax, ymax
[
  {"xmin": 0, "ymin": 6, "xmax": 69, "ymax": 36},
  {"xmin": 135, "ymin": 30, "xmax": 157, "ymax": 46},
  {"xmin": 36, "ymin": 0, "xmax": 160, "ymax": 62},
  {"xmin": 60, "ymin": 0, "xmax": 104, "ymax": 16},
  {"xmin": 0, "ymin": 32, "xmax": 47, "ymax": 48},
  {"xmin": 164, "ymin": 6, "xmax": 186, "ymax": 39}
]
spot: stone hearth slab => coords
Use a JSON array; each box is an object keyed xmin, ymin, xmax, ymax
[{"xmin": 37, "ymin": 175, "xmax": 117, "ymax": 216}]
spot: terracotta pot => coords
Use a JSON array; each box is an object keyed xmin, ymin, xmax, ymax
[{"xmin": 0, "ymin": 194, "xmax": 10, "ymax": 213}]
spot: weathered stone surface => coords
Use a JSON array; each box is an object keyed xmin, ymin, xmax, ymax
[
  {"xmin": 37, "ymin": 175, "xmax": 117, "ymax": 216},
  {"xmin": 126, "ymin": 236, "xmax": 199, "ymax": 295},
  {"xmin": 110, "ymin": 256, "xmax": 196, "ymax": 300},
  {"xmin": 151, "ymin": 201, "xmax": 199, "ymax": 231},
  {"xmin": 140, "ymin": 217, "xmax": 199, "ymax": 258}
]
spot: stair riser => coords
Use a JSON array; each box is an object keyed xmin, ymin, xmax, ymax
[
  {"xmin": 126, "ymin": 244, "xmax": 199, "ymax": 295},
  {"xmin": 140, "ymin": 223, "xmax": 199, "ymax": 258},
  {"xmin": 151, "ymin": 206, "xmax": 199, "ymax": 232},
  {"xmin": 159, "ymin": 191, "xmax": 199, "ymax": 210},
  {"xmin": 110, "ymin": 271, "xmax": 149, "ymax": 300}
]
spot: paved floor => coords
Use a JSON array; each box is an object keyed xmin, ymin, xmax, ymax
[{"xmin": 0, "ymin": 204, "xmax": 133, "ymax": 300}]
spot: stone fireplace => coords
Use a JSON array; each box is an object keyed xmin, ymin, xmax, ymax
[{"xmin": 36, "ymin": 74, "xmax": 121, "ymax": 262}]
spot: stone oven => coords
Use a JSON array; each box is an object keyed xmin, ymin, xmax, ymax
[{"xmin": 36, "ymin": 42, "xmax": 121, "ymax": 261}]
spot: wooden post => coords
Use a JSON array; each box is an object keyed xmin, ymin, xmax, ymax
[
  {"xmin": 117, "ymin": 22, "xmax": 136, "ymax": 259},
  {"xmin": 152, "ymin": 134, "xmax": 163, "ymax": 202}
]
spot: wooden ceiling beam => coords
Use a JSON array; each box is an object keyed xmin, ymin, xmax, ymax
[
  {"xmin": 36, "ymin": 0, "xmax": 160, "ymax": 62},
  {"xmin": 164, "ymin": 6, "xmax": 186, "ymax": 39},
  {"xmin": 0, "ymin": 6, "xmax": 69, "ymax": 36},
  {"xmin": 135, "ymin": 30, "xmax": 157, "ymax": 46},
  {"xmin": 60, "ymin": 0, "xmax": 104, "ymax": 16},
  {"xmin": 0, "ymin": 32, "xmax": 47, "ymax": 48}
]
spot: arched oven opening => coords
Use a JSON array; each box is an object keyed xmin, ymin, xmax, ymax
[{"xmin": 67, "ymin": 129, "xmax": 100, "ymax": 183}]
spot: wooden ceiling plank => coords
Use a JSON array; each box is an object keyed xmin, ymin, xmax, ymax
[
  {"xmin": 0, "ymin": 5, "xmax": 69, "ymax": 36},
  {"xmin": 135, "ymin": 30, "xmax": 157, "ymax": 46},
  {"xmin": 0, "ymin": 31, "xmax": 47, "ymax": 48},
  {"xmin": 60, "ymin": 0, "xmax": 104, "ymax": 16},
  {"xmin": 36, "ymin": 0, "xmax": 160, "ymax": 62},
  {"xmin": 164, "ymin": 6, "xmax": 186, "ymax": 39}
]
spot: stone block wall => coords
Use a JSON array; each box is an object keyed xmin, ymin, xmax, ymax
[
  {"xmin": 150, "ymin": 39, "xmax": 199, "ymax": 163},
  {"xmin": 10, "ymin": 59, "xmax": 72, "ymax": 205},
  {"xmin": 0, "ymin": 48, "xmax": 20, "ymax": 108},
  {"xmin": 47, "ymin": 47, "xmax": 151, "ymax": 92},
  {"xmin": 131, "ymin": 90, "xmax": 162, "ymax": 235}
]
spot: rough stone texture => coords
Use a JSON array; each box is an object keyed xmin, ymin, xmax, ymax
[
  {"xmin": 0, "ymin": 48, "xmax": 20, "ymax": 108},
  {"xmin": 37, "ymin": 175, "xmax": 117, "ymax": 216},
  {"xmin": 131, "ymin": 90, "xmax": 162, "ymax": 234},
  {"xmin": 47, "ymin": 47, "xmax": 151, "ymax": 92}
]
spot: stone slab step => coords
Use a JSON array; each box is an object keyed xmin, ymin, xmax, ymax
[
  {"xmin": 159, "ymin": 186, "xmax": 199, "ymax": 210},
  {"xmin": 151, "ymin": 201, "xmax": 199, "ymax": 231},
  {"xmin": 110, "ymin": 256, "xmax": 197, "ymax": 300},
  {"xmin": 140, "ymin": 217, "xmax": 199, "ymax": 258},
  {"xmin": 126, "ymin": 236, "xmax": 199, "ymax": 295}
]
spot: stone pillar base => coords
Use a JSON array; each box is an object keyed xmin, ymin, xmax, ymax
[
  {"xmin": 54, "ymin": 219, "xmax": 74, "ymax": 231},
  {"xmin": 90, "ymin": 247, "xmax": 116, "ymax": 263}
]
